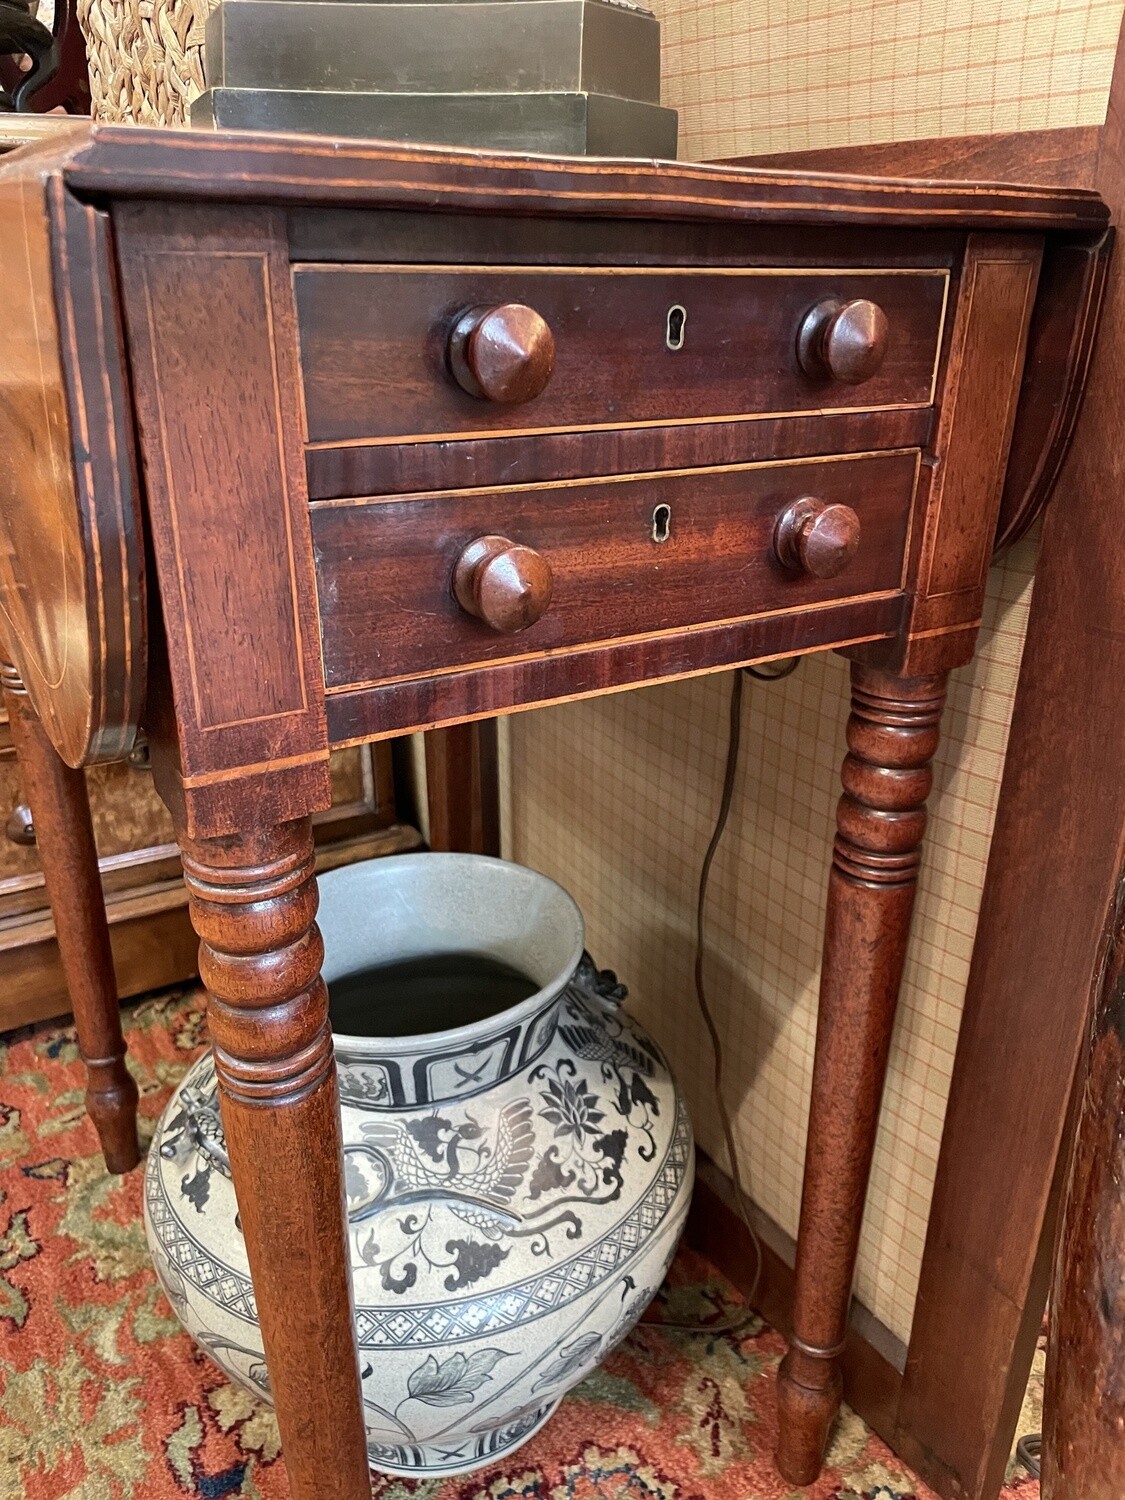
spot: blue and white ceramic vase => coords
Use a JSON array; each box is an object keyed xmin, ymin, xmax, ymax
[{"xmin": 144, "ymin": 853, "xmax": 694, "ymax": 1477}]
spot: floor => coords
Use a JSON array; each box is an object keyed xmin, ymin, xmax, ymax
[{"xmin": 0, "ymin": 987, "xmax": 1042, "ymax": 1499}]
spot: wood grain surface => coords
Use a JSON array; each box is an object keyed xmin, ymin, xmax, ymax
[
  {"xmin": 1, "ymin": 663, "xmax": 139, "ymax": 1173},
  {"xmin": 853, "ymin": 234, "xmax": 1042, "ymax": 676},
  {"xmin": 295, "ymin": 264, "xmax": 948, "ymax": 444},
  {"xmin": 730, "ymin": 126, "xmax": 1101, "ymax": 190},
  {"xmin": 0, "ymin": 120, "xmax": 1108, "ymax": 1500},
  {"xmin": 51, "ymin": 124, "xmax": 1108, "ymax": 231},
  {"xmin": 777, "ymin": 665, "xmax": 947, "ymax": 1486},
  {"xmin": 113, "ymin": 202, "xmax": 331, "ymax": 841},
  {"xmin": 1042, "ymin": 876, "xmax": 1125, "ymax": 1500},
  {"xmin": 0, "ymin": 162, "xmax": 145, "ymax": 767},
  {"xmin": 313, "ymin": 451, "xmax": 918, "ymax": 692},
  {"xmin": 893, "ymin": 54, "xmax": 1125, "ymax": 1499}
]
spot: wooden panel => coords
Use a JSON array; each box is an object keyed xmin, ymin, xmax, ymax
[
  {"xmin": 995, "ymin": 231, "xmax": 1111, "ymax": 555},
  {"xmin": 288, "ymin": 210, "xmax": 967, "ymax": 272},
  {"xmin": 424, "ymin": 721, "xmax": 501, "ymax": 857},
  {"xmin": 325, "ymin": 591, "xmax": 905, "ymax": 744},
  {"xmin": 49, "ymin": 192, "xmax": 147, "ymax": 763},
  {"xmin": 0, "ymin": 821, "xmax": 423, "ymax": 1032},
  {"xmin": 306, "ymin": 408, "xmax": 933, "ymax": 500},
  {"xmin": 0, "ymin": 743, "xmax": 388, "ymax": 916},
  {"xmin": 726, "ymin": 126, "xmax": 1101, "ymax": 191},
  {"xmin": 139, "ymin": 254, "xmax": 305, "ymax": 728},
  {"xmin": 313, "ymin": 451, "xmax": 918, "ymax": 691},
  {"xmin": 0, "ymin": 893, "xmax": 202, "ymax": 1033},
  {"xmin": 853, "ymin": 234, "xmax": 1042, "ymax": 675},
  {"xmin": 0, "ymin": 169, "xmax": 86, "ymax": 747},
  {"xmin": 295, "ymin": 264, "xmax": 948, "ymax": 445},
  {"xmin": 0, "ymin": 166, "xmax": 145, "ymax": 766},
  {"xmin": 113, "ymin": 202, "xmax": 331, "ymax": 837},
  {"xmin": 1043, "ymin": 873, "xmax": 1125, "ymax": 1500},
  {"xmin": 921, "ymin": 239, "xmax": 1041, "ymax": 597}
]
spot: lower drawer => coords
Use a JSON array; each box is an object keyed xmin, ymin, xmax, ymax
[{"xmin": 313, "ymin": 449, "xmax": 918, "ymax": 690}]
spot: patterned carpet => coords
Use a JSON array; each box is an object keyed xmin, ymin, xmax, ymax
[{"xmin": 0, "ymin": 988, "xmax": 1042, "ymax": 1499}]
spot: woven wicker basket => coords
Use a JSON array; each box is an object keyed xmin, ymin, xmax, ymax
[{"xmin": 79, "ymin": 0, "xmax": 214, "ymax": 124}]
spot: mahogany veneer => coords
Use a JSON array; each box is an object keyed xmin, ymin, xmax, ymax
[
  {"xmin": 295, "ymin": 264, "xmax": 948, "ymax": 442},
  {"xmin": 312, "ymin": 450, "xmax": 919, "ymax": 702},
  {"xmin": 0, "ymin": 124, "xmax": 1108, "ymax": 1500}
]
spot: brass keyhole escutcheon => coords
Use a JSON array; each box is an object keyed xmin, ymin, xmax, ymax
[
  {"xmin": 665, "ymin": 305, "xmax": 687, "ymax": 351},
  {"xmin": 652, "ymin": 503, "xmax": 672, "ymax": 543}
]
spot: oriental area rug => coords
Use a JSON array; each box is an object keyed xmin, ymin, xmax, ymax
[{"xmin": 0, "ymin": 989, "xmax": 1041, "ymax": 1500}]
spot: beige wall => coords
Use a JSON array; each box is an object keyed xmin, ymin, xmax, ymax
[
  {"xmin": 659, "ymin": 0, "xmax": 1123, "ymax": 161},
  {"xmin": 504, "ymin": 1, "xmax": 1122, "ymax": 1347}
]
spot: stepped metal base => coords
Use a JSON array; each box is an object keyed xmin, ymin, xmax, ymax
[
  {"xmin": 191, "ymin": 88, "xmax": 678, "ymax": 157},
  {"xmin": 205, "ymin": 0, "xmax": 661, "ymax": 103}
]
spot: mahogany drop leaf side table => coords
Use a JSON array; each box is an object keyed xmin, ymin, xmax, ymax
[{"xmin": 0, "ymin": 124, "xmax": 1109, "ymax": 1499}]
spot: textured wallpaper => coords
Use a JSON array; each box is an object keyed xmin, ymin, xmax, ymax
[
  {"xmin": 503, "ymin": 0, "xmax": 1123, "ymax": 1348},
  {"xmin": 657, "ymin": 0, "xmax": 1123, "ymax": 161}
]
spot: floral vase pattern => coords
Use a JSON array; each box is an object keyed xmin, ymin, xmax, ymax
[{"xmin": 144, "ymin": 854, "xmax": 695, "ymax": 1477}]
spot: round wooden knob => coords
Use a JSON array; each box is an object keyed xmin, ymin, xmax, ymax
[
  {"xmin": 448, "ymin": 303, "xmax": 556, "ymax": 404},
  {"xmin": 5, "ymin": 804, "xmax": 35, "ymax": 846},
  {"xmin": 452, "ymin": 535, "xmax": 553, "ymax": 633},
  {"xmin": 797, "ymin": 298, "xmax": 889, "ymax": 385},
  {"xmin": 773, "ymin": 497, "xmax": 861, "ymax": 579}
]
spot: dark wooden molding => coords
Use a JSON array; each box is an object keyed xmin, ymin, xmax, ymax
[
  {"xmin": 724, "ymin": 126, "xmax": 1100, "ymax": 190},
  {"xmin": 1, "ymin": 122, "xmax": 1106, "ymax": 232}
]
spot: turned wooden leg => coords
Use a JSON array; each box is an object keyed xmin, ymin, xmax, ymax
[
  {"xmin": 1, "ymin": 662, "xmax": 140, "ymax": 1173},
  {"xmin": 179, "ymin": 818, "xmax": 371, "ymax": 1500},
  {"xmin": 1041, "ymin": 884, "xmax": 1125, "ymax": 1500},
  {"xmin": 776, "ymin": 663, "xmax": 947, "ymax": 1485}
]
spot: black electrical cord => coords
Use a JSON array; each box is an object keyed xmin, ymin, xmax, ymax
[
  {"xmin": 744, "ymin": 657, "xmax": 801, "ymax": 682},
  {"xmin": 649, "ymin": 664, "xmax": 800, "ymax": 1336}
]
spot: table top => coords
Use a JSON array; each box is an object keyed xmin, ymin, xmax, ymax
[
  {"xmin": 1, "ymin": 121, "xmax": 1110, "ymax": 229},
  {"xmin": 0, "ymin": 124, "xmax": 1111, "ymax": 838}
]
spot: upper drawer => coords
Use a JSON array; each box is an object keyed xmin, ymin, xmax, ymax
[{"xmin": 294, "ymin": 265, "xmax": 949, "ymax": 445}]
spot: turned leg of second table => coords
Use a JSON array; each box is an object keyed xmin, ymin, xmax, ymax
[
  {"xmin": 776, "ymin": 662, "xmax": 948, "ymax": 1485},
  {"xmin": 179, "ymin": 815, "xmax": 371, "ymax": 1500},
  {"xmin": 1, "ymin": 661, "xmax": 139, "ymax": 1174}
]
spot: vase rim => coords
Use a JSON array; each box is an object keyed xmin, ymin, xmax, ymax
[{"xmin": 320, "ymin": 852, "xmax": 585, "ymax": 1060}]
